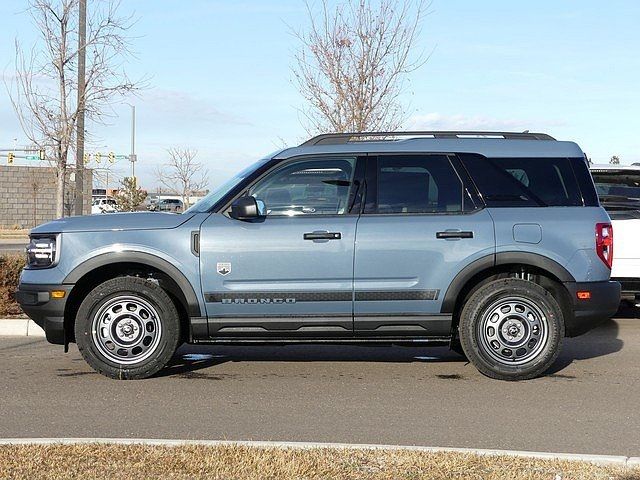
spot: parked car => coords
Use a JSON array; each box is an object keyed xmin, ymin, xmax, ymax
[
  {"xmin": 591, "ymin": 164, "xmax": 640, "ymax": 305},
  {"xmin": 91, "ymin": 197, "xmax": 119, "ymax": 214},
  {"xmin": 150, "ymin": 198, "xmax": 183, "ymax": 213},
  {"xmin": 16, "ymin": 131, "xmax": 620, "ymax": 381},
  {"xmin": 144, "ymin": 196, "xmax": 159, "ymax": 211}
]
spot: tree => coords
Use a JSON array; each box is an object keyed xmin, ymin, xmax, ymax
[
  {"xmin": 610, "ymin": 155, "xmax": 620, "ymax": 165},
  {"xmin": 114, "ymin": 176, "xmax": 146, "ymax": 212},
  {"xmin": 7, "ymin": 0, "xmax": 140, "ymax": 218},
  {"xmin": 292, "ymin": 0, "xmax": 428, "ymax": 134},
  {"xmin": 156, "ymin": 148, "xmax": 209, "ymax": 208}
]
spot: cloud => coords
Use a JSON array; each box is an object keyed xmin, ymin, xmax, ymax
[
  {"xmin": 139, "ymin": 88, "xmax": 251, "ymax": 127},
  {"xmin": 407, "ymin": 113, "xmax": 566, "ymax": 132}
]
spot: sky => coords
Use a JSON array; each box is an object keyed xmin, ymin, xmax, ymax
[{"xmin": 0, "ymin": 0, "xmax": 639, "ymax": 191}]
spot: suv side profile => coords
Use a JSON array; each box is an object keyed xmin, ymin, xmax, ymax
[{"xmin": 16, "ymin": 131, "xmax": 620, "ymax": 381}]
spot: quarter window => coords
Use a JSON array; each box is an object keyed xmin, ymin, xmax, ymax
[
  {"xmin": 460, "ymin": 154, "xmax": 583, "ymax": 207},
  {"xmin": 375, "ymin": 155, "xmax": 464, "ymax": 214},
  {"xmin": 249, "ymin": 157, "xmax": 356, "ymax": 216}
]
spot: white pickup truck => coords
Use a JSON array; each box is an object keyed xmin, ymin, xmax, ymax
[{"xmin": 591, "ymin": 164, "xmax": 640, "ymax": 305}]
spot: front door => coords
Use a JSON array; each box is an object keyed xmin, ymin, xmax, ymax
[
  {"xmin": 353, "ymin": 154, "xmax": 495, "ymax": 337},
  {"xmin": 199, "ymin": 155, "xmax": 363, "ymax": 338}
]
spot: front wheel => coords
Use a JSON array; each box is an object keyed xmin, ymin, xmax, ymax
[
  {"xmin": 75, "ymin": 276, "xmax": 180, "ymax": 380},
  {"xmin": 459, "ymin": 278, "xmax": 564, "ymax": 381}
]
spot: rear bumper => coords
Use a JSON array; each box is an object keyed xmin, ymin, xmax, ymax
[
  {"xmin": 563, "ymin": 280, "xmax": 621, "ymax": 337},
  {"xmin": 14, "ymin": 283, "xmax": 73, "ymax": 345}
]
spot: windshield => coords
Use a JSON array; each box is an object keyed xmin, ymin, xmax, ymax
[
  {"xmin": 184, "ymin": 158, "xmax": 271, "ymax": 213},
  {"xmin": 592, "ymin": 170, "xmax": 640, "ymax": 216}
]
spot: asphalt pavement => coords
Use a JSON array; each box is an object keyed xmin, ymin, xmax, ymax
[{"xmin": 1, "ymin": 314, "xmax": 639, "ymax": 456}]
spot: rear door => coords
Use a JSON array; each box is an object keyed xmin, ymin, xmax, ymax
[{"xmin": 353, "ymin": 154, "xmax": 495, "ymax": 337}]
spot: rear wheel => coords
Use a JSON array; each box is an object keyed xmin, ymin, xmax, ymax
[
  {"xmin": 459, "ymin": 278, "xmax": 564, "ymax": 381},
  {"xmin": 75, "ymin": 276, "xmax": 180, "ymax": 380}
]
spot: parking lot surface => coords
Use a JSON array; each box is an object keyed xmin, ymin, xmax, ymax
[{"xmin": 1, "ymin": 314, "xmax": 639, "ymax": 456}]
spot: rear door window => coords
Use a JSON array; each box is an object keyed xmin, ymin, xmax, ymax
[
  {"xmin": 371, "ymin": 155, "xmax": 467, "ymax": 214},
  {"xmin": 459, "ymin": 154, "xmax": 583, "ymax": 207}
]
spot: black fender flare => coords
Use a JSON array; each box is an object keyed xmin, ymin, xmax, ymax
[
  {"xmin": 63, "ymin": 251, "xmax": 202, "ymax": 317},
  {"xmin": 441, "ymin": 252, "xmax": 575, "ymax": 313}
]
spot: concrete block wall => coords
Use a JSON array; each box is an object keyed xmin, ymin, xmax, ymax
[{"xmin": 0, "ymin": 165, "xmax": 92, "ymax": 229}]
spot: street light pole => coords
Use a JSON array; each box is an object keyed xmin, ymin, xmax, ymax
[{"xmin": 129, "ymin": 104, "xmax": 136, "ymax": 185}]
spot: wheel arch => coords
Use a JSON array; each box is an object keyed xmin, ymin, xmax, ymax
[
  {"xmin": 62, "ymin": 251, "xmax": 201, "ymax": 343},
  {"xmin": 442, "ymin": 252, "xmax": 575, "ymax": 336}
]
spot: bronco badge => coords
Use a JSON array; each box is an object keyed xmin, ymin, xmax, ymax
[{"xmin": 216, "ymin": 262, "xmax": 231, "ymax": 276}]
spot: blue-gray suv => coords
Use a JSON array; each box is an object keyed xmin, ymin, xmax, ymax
[{"xmin": 16, "ymin": 131, "xmax": 621, "ymax": 380}]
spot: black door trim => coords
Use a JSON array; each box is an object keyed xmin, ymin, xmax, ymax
[{"xmin": 205, "ymin": 289, "xmax": 440, "ymax": 303}]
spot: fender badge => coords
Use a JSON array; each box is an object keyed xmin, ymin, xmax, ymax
[{"xmin": 216, "ymin": 262, "xmax": 231, "ymax": 276}]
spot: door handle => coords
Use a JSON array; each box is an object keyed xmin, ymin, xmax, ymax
[
  {"xmin": 304, "ymin": 231, "xmax": 342, "ymax": 240},
  {"xmin": 436, "ymin": 230, "xmax": 474, "ymax": 239}
]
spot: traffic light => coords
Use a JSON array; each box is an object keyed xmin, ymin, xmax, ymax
[
  {"xmin": 7, "ymin": 152, "xmax": 14, "ymax": 164},
  {"xmin": 108, "ymin": 152, "xmax": 115, "ymax": 163},
  {"xmin": 95, "ymin": 152, "xmax": 102, "ymax": 164},
  {"xmin": 83, "ymin": 153, "xmax": 90, "ymax": 165},
  {"xmin": 39, "ymin": 149, "xmax": 45, "ymax": 160}
]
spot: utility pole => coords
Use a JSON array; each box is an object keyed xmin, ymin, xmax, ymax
[
  {"xmin": 129, "ymin": 104, "xmax": 137, "ymax": 185},
  {"xmin": 74, "ymin": 0, "xmax": 87, "ymax": 216}
]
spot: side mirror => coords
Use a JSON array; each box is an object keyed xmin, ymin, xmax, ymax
[{"xmin": 229, "ymin": 196, "xmax": 266, "ymax": 221}]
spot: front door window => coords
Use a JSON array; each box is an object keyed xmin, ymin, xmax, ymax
[{"xmin": 249, "ymin": 157, "xmax": 357, "ymax": 216}]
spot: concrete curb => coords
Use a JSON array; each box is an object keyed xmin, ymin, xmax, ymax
[
  {"xmin": 0, "ymin": 438, "xmax": 637, "ymax": 468},
  {"xmin": 0, "ymin": 319, "xmax": 44, "ymax": 337}
]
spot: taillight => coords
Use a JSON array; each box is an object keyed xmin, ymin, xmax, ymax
[{"xmin": 595, "ymin": 223, "xmax": 613, "ymax": 269}]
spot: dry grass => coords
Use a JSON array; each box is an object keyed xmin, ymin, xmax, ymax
[
  {"xmin": 0, "ymin": 444, "xmax": 638, "ymax": 480},
  {"xmin": 0, "ymin": 228, "xmax": 29, "ymax": 238},
  {"xmin": 0, "ymin": 253, "xmax": 25, "ymax": 316}
]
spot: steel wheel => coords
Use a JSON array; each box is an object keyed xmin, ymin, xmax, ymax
[
  {"xmin": 91, "ymin": 295, "xmax": 162, "ymax": 365},
  {"xmin": 476, "ymin": 296, "xmax": 549, "ymax": 365}
]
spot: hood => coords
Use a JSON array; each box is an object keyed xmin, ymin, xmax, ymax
[{"xmin": 31, "ymin": 212, "xmax": 196, "ymax": 234}]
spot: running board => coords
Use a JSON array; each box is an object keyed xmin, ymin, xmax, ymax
[{"xmin": 189, "ymin": 336, "xmax": 451, "ymax": 346}]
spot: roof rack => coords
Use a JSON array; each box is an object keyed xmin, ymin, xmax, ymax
[{"xmin": 300, "ymin": 131, "xmax": 556, "ymax": 146}]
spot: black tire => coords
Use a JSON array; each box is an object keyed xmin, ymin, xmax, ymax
[
  {"xmin": 75, "ymin": 276, "xmax": 180, "ymax": 380},
  {"xmin": 458, "ymin": 278, "xmax": 564, "ymax": 381}
]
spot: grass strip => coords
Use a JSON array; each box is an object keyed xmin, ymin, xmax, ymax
[{"xmin": 0, "ymin": 444, "xmax": 638, "ymax": 480}]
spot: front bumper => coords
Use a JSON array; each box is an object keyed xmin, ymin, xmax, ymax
[
  {"xmin": 563, "ymin": 280, "xmax": 621, "ymax": 337},
  {"xmin": 15, "ymin": 283, "xmax": 73, "ymax": 345}
]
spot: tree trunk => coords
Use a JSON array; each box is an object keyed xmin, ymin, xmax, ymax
[{"xmin": 55, "ymin": 166, "xmax": 65, "ymax": 218}]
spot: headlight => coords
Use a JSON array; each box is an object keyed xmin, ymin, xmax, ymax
[{"xmin": 26, "ymin": 235, "xmax": 60, "ymax": 268}]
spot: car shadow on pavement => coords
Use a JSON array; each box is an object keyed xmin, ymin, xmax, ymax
[
  {"xmin": 548, "ymin": 317, "xmax": 624, "ymax": 375},
  {"xmin": 614, "ymin": 303, "xmax": 640, "ymax": 319},
  {"xmin": 159, "ymin": 314, "xmax": 628, "ymax": 379},
  {"xmin": 158, "ymin": 344, "xmax": 466, "ymax": 378}
]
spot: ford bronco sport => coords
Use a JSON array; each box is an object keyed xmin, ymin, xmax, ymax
[{"xmin": 16, "ymin": 131, "xmax": 621, "ymax": 381}]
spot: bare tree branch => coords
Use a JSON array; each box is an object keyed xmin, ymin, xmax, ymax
[
  {"xmin": 292, "ymin": 0, "xmax": 430, "ymax": 135},
  {"xmin": 156, "ymin": 148, "xmax": 209, "ymax": 208},
  {"xmin": 6, "ymin": 0, "xmax": 143, "ymax": 218}
]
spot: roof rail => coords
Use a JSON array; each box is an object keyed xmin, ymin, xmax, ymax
[{"xmin": 300, "ymin": 131, "xmax": 556, "ymax": 146}]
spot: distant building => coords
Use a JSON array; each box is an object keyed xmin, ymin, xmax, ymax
[{"xmin": 0, "ymin": 165, "xmax": 92, "ymax": 228}]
